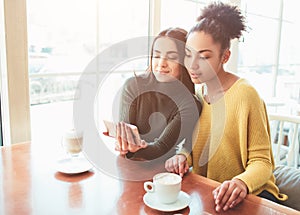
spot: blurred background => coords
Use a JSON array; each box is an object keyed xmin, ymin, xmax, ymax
[{"xmin": 1, "ymin": 0, "xmax": 300, "ymax": 146}]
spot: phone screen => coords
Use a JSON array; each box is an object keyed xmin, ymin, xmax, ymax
[
  {"xmin": 103, "ymin": 120, "xmax": 140, "ymax": 140},
  {"xmin": 103, "ymin": 120, "xmax": 117, "ymax": 137}
]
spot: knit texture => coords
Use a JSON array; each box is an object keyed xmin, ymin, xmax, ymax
[
  {"xmin": 119, "ymin": 72, "xmax": 201, "ymax": 160},
  {"xmin": 190, "ymin": 78, "xmax": 287, "ymax": 201}
]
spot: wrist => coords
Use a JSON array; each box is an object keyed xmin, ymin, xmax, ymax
[{"xmin": 233, "ymin": 178, "xmax": 248, "ymax": 193}]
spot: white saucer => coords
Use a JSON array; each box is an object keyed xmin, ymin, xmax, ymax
[
  {"xmin": 56, "ymin": 157, "xmax": 93, "ymax": 174},
  {"xmin": 143, "ymin": 191, "xmax": 191, "ymax": 212}
]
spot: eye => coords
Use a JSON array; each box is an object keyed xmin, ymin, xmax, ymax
[
  {"xmin": 153, "ymin": 55, "xmax": 160, "ymax": 59},
  {"xmin": 185, "ymin": 52, "xmax": 192, "ymax": 58},
  {"xmin": 167, "ymin": 54, "xmax": 179, "ymax": 60},
  {"xmin": 185, "ymin": 50, "xmax": 192, "ymax": 58},
  {"xmin": 199, "ymin": 56, "xmax": 208, "ymax": 60}
]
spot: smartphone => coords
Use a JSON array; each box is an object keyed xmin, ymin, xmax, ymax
[
  {"xmin": 103, "ymin": 120, "xmax": 140, "ymax": 140},
  {"xmin": 103, "ymin": 120, "xmax": 117, "ymax": 137}
]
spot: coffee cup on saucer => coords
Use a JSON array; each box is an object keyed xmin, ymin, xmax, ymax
[{"xmin": 144, "ymin": 172, "xmax": 182, "ymax": 204}]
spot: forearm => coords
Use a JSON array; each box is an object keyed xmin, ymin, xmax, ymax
[
  {"xmin": 236, "ymin": 97, "xmax": 274, "ymax": 193},
  {"xmin": 233, "ymin": 160, "xmax": 273, "ymax": 193}
]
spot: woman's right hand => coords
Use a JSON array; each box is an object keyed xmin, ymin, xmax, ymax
[
  {"xmin": 165, "ymin": 154, "xmax": 189, "ymax": 177},
  {"xmin": 115, "ymin": 121, "xmax": 147, "ymax": 155}
]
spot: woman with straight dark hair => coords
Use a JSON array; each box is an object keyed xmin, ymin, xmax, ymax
[{"xmin": 115, "ymin": 27, "xmax": 202, "ymax": 162}]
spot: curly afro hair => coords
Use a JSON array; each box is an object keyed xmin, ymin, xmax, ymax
[{"xmin": 189, "ymin": 2, "xmax": 246, "ymax": 52}]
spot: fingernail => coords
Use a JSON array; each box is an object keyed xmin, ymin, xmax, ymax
[
  {"xmin": 216, "ymin": 205, "xmax": 221, "ymax": 212},
  {"xmin": 215, "ymin": 199, "xmax": 219, "ymax": 205},
  {"xmin": 223, "ymin": 205, "xmax": 228, "ymax": 211}
]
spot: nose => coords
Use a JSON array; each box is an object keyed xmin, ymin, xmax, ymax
[
  {"xmin": 185, "ymin": 56, "xmax": 199, "ymax": 70},
  {"xmin": 158, "ymin": 57, "xmax": 168, "ymax": 67}
]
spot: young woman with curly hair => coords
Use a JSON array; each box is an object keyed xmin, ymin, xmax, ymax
[{"xmin": 165, "ymin": 2, "xmax": 287, "ymax": 212}]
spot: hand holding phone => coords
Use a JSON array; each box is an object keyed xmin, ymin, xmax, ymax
[
  {"xmin": 103, "ymin": 120, "xmax": 147, "ymax": 153},
  {"xmin": 103, "ymin": 120, "xmax": 140, "ymax": 138}
]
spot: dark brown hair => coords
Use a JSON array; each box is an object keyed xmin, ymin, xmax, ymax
[{"xmin": 189, "ymin": 2, "xmax": 246, "ymax": 53}]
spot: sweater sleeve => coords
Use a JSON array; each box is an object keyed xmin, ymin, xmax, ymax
[
  {"xmin": 119, "ymin": 77, "xmax": 138, "ymax": 123},
  {"xmin": 131, "ymin": 96, "xmax": 201, "ymax": 160},
  {"xmin": 119, "ymin": 75, "xmax": 201, "ymax": 161},
  {"xmin": 131, "ymin": 108, "xmax": 182, "ymax": 160},
  {"xmin": 119, "ymin": 76, "xmax": 179, "ymax": 160},
  {"xmin": 233, "ymin": 89, "xmax": 274, "ymax": 193}
]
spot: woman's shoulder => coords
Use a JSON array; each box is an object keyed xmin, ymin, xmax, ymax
[
  {"xmin": 231, "ymin": 78, "xmax": 265, "ymax": 106},
  {"xmin": 123, "ymin": 72, "xmax": 152, "ymax": 89},
  {"xmin": 234, "ymin": 78, "xmax": 261, "ymax": 98}
]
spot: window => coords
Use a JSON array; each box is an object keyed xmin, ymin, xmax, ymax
[
  {"xmin": 28, "ymin": 0, "xmax": 150, "ymax": 105},
  {"xmin": 160, "ymin": 0, "xmax": 204, "ymax": 31},
  {"xmin": 2, "ymin": 0, "xmax": 299, "ymax": 145},
  {"xmin": 238, "ymin": 0, "xmax": 280, "ymax": 98},
  {"xmin": 27, "ymin": 0, "xmax": 149, "ymax": 144},
  {"xmin": 238, "ymin": 0, "xmax": 300, "ymax": 115},
  {"xmin": 278, "ymin": 0, "xmax": 300, "ymax": 106}
]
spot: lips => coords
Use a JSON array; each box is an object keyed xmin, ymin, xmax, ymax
[
  {"xmin": 189, "ymin": 72, "xmax": 201, "ymax": 79},
  {"xmin": 156, "ymin": 70, "xmax": 169, "ymax": 74}
]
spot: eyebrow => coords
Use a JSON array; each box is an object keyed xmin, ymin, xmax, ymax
[
  {"xmin": 185, "ymin": 47, "xmax": 212, "ymax": 54},
  {"xmin": 153, "ymin": 50, "xmax": 179, "ymax": 54}
]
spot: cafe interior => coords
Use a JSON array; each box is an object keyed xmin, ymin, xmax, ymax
[{"xmin": 0, "ymin": 0, "xmax": 300, "ymax": 214}]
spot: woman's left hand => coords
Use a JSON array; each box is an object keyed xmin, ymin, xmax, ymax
[
  {"xmin": 212, "ymin": 178, "xmax": 248, "ymax": 212},
  {"xmin": 165, "ymin": 154, "xmax": 189, "ymax": 177}
]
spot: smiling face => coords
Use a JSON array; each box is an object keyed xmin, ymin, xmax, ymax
[
  {"xmin": 184, "ymin": 31, "xmax": 224, "ymax": 84},
  {"xmin": 151, "ymin": 37, "xmax": 181, "ymax": 82}
]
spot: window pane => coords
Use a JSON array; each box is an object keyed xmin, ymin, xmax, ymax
[
  {"xmin": 96, "ymin": 0, "xmax": 149, "ymax": 125},
  {"xmin": 238, "ymin": 0, "xmax": 300, "ymax": 115},
  {"xmin": 277, "ymin": 0, "xmax": 300, "ymax": 114},
  {"xmin": 27, "ymin": 0, "xmax": 98, "ymax": 106},
  {"xmin": 28, "ymin": 0, "xmax": 149, "ymax": 105},
  {"xmin": 242, "ymin": 0, "xmax": 280, "ymax": 18},
  {"xmin": 98, "ymin": 0, "xmax": 149, "ymax": 47},
  {"xmin": 160, "ymin": 0, "xmax": 204, "ymax": 31},
  {"xmin": 27, "ymin": 0, "xmax": 150, "ymax": 144},
  {"xmin": 238, "ymin": 2, "xmax": 279, "ymax": 99}
]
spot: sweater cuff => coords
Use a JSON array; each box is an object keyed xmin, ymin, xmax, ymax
[
  {"xmin": 177, "ymin": 148, "xmax": 192, "ymax": 166},
  {"xmin": 177, "ymin": 147, "xmax": 189, "ymax": 158}
]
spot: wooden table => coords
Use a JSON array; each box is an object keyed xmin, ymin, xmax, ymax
[{"xmin": 0, "ymin": 142, "xmax": 299, "ymax": 215}]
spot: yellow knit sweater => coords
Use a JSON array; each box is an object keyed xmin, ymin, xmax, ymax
[{"xmin": 189, "ymin": 79, "xmax": 287, "ymax": 201}]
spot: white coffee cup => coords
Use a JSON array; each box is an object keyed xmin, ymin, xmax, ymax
[
  {"xmin": 144, "ymin": 172, "xmax": 182, "ymax": 204},
  {"xmin": 62, "ymin": 129, "xmax": 83, "ymax": 157}
]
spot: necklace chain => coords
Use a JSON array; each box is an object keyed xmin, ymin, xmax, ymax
[
  {"xmin": 202, "ymin": 72, "xmax": 232, "ymax": 104},
  {"xmin": 202, "ymin": 83, "xmax": 225, "ymax": 104}
]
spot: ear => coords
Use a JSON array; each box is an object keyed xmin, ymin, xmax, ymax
[{"xmin": 222, "ymin": 49, "xmax": 231, "ymax": 64}]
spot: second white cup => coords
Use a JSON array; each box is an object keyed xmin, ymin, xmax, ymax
[
  {"xmin": 144, "ymin": 172, "xmax": 182, "ymax": 204},
  {"xmin": 62, "ymin": 129, "xmax": 83, "ymax": 157}
]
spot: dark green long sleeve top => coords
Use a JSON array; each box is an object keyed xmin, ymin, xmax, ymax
[{"xmin": 119, "ymin": 72, "xmax": 201, "ymax": 161}]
